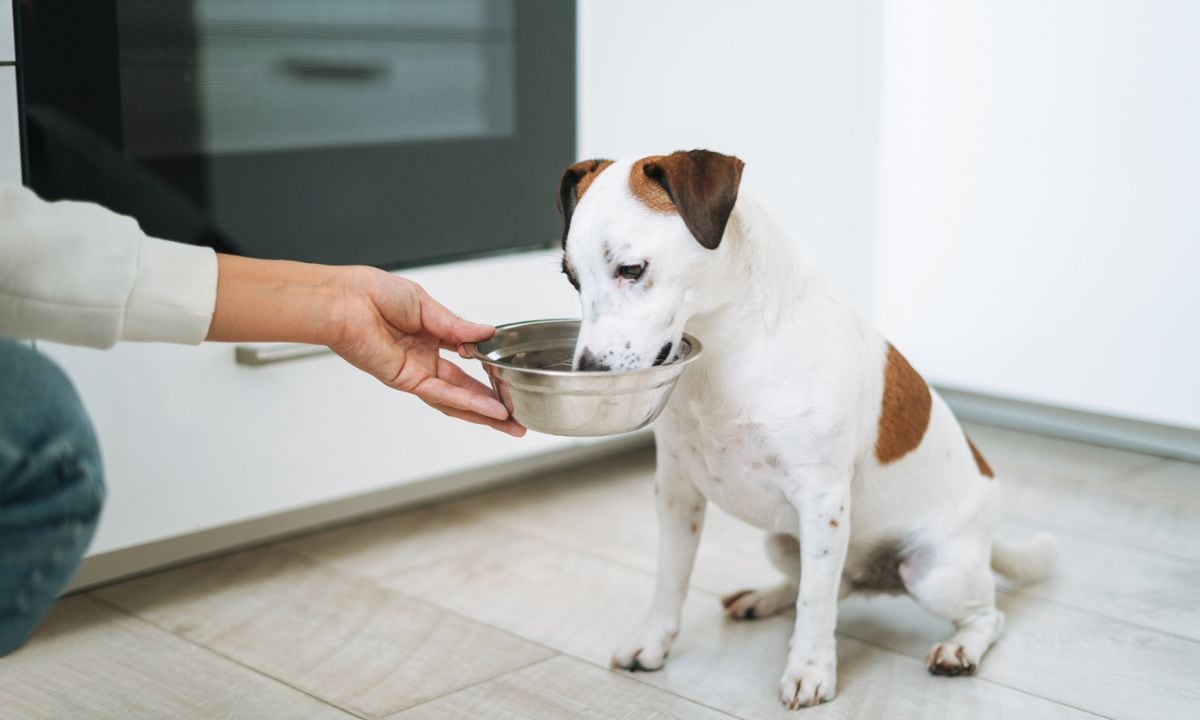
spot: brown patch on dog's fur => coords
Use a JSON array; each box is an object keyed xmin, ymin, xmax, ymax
[
  {"xmin": 629, "ymin": 157, "xmax": 677, "ymax": 214},
  {"xmin": 875, "ymin": 343, "xmax": 932, "ymax": 464},
  {"xmin": 966, "ymin": 436, "xmax": 994, "ymax": 478},
  {"xmin": 628, "ymin": 150, "xmax": 745, "ymax": 249},
  {"xmin": 557, "ymin": 158, "xmax": 614, "ymax": 245},
  {"xmin": 571, "ymin": 159, "xmax": 613, "ymax": 200},
  {"xmin": 721, "ymin": 589, "xmax": 753, "ymax": 609}
]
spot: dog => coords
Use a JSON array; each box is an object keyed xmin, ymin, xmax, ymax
[{"xmin": 555, "ymin": 150, "xmax": 1057, "ymax": 709}]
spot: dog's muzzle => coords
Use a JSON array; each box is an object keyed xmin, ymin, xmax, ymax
[{"xmin": 576, "ymin": 348, "xmax": 609, "ymax": 371}]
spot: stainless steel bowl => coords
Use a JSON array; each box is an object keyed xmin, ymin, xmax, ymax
[{"xmin": 465, "ymin": 319, "xmax": 703, "ymax": 437}]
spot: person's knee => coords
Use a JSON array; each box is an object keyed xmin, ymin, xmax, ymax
[
  {"xmin": 0, "ymin": 339, "xmax": 105, "ymax": 513},
  {"xmin": 0, "ymin": 340, "xmax": 104, "ymax": 656}
]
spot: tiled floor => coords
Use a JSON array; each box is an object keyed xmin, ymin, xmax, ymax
[{"xmin": 4, "ymin": 422, "xmax": 1198, "ymax": 719}]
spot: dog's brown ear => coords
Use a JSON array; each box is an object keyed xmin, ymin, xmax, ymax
[
  {"xmin": 557, "ymin": 159, "xmax": 614, "ymax": 245},
  {"xmin": 640, "ymin": 150, "xmax": 745, "ymax": 249}
]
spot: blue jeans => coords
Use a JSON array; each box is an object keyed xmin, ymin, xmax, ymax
[{"xmin": 0, "ymin": 339, "xmax": 104, "ymax": 656}]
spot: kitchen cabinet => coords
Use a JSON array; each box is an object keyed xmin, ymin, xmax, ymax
[
  {"xmin": 1, "ymin": 0, "xmax": 13, "ymax": 63},
  {"xmin": 1, "ymin": 67, "xmax": 19, "ymax": 184}
]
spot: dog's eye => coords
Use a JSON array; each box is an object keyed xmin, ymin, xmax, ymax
[{"xmin": 617, "ymin": 263, "xmax": 646, "ymax": 281}]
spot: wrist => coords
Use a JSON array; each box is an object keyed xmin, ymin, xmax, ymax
[
  {"xmin": 320, "ymin": 264, "xmax": 384, "ymax": 350},
  {"xmin": 208, "ymin": 254, "xmax": 371, "ymax": 345}
]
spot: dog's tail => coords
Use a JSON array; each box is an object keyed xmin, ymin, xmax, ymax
[{"xmin": 991, "ymin": 532, "xmax": 1059, "ymax": 584}]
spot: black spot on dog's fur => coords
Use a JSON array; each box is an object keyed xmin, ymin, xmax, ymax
[
  {"xmin": 846, "ymin": 539, "xmax": 907, "ymax": 594},
  {"xmin": 577, "ymin": 349, "xmax": 609, "ymax": 371}
]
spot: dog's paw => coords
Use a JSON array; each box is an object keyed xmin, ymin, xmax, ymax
[
  {"xmin": 610, "ymin": 623, "xmax": 678, "ymax": 672},
  {"xmin": 721, "ymin": 584, "xmax": 796, "ymax": 620},
  {"xmin": 778, "ymin": 657, "xmax": 837, "ymax": 710},
  {"xmin": 925, "ymin": 641, "xmax": 978, "ymax": 676}
]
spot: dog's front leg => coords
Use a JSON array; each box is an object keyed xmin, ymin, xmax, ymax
[
  {"xmin": 779, "ymin": 472, "xmax": 850, "ymax": 709},
  {"xmin": 611, "ymin": 452, "xmax": 705, "ymax": 671}
]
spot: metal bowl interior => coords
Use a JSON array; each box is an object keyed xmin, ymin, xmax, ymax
[
  {"xmin": 470, "ymin": 319, "xmax": 699, "ymax": 376},
  {"xmin": 465, "ymin": 319, "xmax": 703, "ymax": 436}
]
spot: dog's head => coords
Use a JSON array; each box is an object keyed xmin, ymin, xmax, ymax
[{"xmin": 557, "ymin": 150, "xmax": 745, "ymax": 371}]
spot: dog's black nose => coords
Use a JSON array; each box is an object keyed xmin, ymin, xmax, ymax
[{"xmin": 576, "ymin": 348, "xmax": 610, "ymax": 371}]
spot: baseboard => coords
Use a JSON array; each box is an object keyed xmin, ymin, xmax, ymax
[
  {"xmin": 938, "ymin": 386, "xmax": 1200, "ymax": 462},
  {"xmin": 67, "ymin": 432, "xmax": 654, "ymax": 593}
]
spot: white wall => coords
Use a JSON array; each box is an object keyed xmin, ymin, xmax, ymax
[
  {"xmin": 874, "ymin": 0, "xmax": 1200, "ymax": 430},
  {"xmin": 1, "ymin": 0, "xmax": 17, "ymax": 184},
  {"xmin": 578, "ymin": 0, "xmax": 882, "ymax": 312}
]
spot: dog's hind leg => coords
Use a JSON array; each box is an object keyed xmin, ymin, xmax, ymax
[
  {"xmin": 901, "ymin": 543, "xmax": 1005, "ymax": 676},
  {"xmin": 721, "ymin": 532, "xmax": 800, "ymax": 620}
]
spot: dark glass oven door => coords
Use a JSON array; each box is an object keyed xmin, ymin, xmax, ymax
[{"xmin": 16, "ymin": 0, "xmax": 575, "ymax": 269}]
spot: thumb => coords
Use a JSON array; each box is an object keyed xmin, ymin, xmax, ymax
[{"xmin": 419, "ymin": 289, "xmax": 494, "ymax": 344}]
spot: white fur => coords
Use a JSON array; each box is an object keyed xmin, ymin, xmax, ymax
[{"xmin": 564, "ymin": 157, "xmax": 1057, "ymax": 710}]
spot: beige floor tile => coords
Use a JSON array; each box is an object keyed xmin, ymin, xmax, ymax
[
  {"xmin": 1000, "ymin": 472, "xmax": 1200, "ymax": 562},
  {"xmin": 445, "ymin": 451, "xmax": 782, "ymax": 596},
  {"xmin": 280, "ymin": 504, "xmax": 529, "ymax": 580},
  {"xmin": 389, "ymin": 655, "xmax": 737, "ymax": 720},
  {"xmin": 836, "ymin": 591, "xmax": 1200, "ymax": 720},
  {"xmin": 968, "ymin": 427, "xmax": 1200, "ymax": 559},
  {"xmin": 643, "ymin": 606, "xmax": 1099, "ymax": 720},
  {"xmin": 1, "ymin": 596, "xmax": 353, "ymax": 720},
  {"xmin": 92, "ymin": 547, "xmax": 552, "ymax": 719},
  {"xmin": 999, "ymin": 519, "xmax": 1200, "ymax": 640},
  {"xmin": 385, "ymin": 530, "xmax": 1100, "ymax": 720},
  {"xmin": 385, "ymin": 532, "xmax": 661, "ymax": 666},
  {"xmin": 1120, "ymin": 459, "xmax": 1200, "ymax": 506}
]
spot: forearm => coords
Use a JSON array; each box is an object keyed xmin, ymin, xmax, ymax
[
  {"xmin": 205, "ymin": 254, "xmax": 357, "ymax": 346},
  {"xmin": 0, "ymin": 184, "xmax": 216, "ymax": 347}
]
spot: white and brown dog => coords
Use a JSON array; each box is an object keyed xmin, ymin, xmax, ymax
[{"xmin": 556, "ymin": 150, "xmax": 1057, "ymax": 709}]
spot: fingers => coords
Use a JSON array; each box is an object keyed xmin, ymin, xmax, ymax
[
  {"xmin": 424, "ymin": 400, "xmax": 527, "ymax": 437},
  {"xmin": 416, "ymin": 287, "xmax": 495, "ymax": 345},
  {"xmin": 437, "ymin": 356, "xmax": 498, "ymax": 398},
  {"xmin": 412, "ymin": 375, "xmax": 510, "ymax": 420}
]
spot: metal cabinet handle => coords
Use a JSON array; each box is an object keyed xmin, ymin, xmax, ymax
[
  {"xmin": 279, "ymin": 58, "xmax": 389, "ymax": 82},
  {"xmin": 235, "ymin": 343, "xmax": 332, "ymax": 366}
]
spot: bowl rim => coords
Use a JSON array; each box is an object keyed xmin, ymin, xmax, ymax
[{"xmin": 464, "ymin": 318, "xmax": 704, "ymax": 379}]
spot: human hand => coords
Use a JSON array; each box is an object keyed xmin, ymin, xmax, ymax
[
  {"xmin": 207, "ymin": 256, "xmax": 523, "ymax": 436},
  {"xmin": 326, "ymin": 268, "xmax": 525, "ymax": 436}
]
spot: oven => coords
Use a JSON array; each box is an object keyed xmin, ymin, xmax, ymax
[{"xmin": 14, "ymin": 0, "xmax": 575, "ymax": 268}]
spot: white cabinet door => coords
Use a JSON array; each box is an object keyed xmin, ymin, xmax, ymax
[
  {"xmin": 0, "ymin": 67, "xmax": 20, "ymax": 184},
  {"xmin": 0, "ymin": 0, "xmax": 13, "ymax": 63}
]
